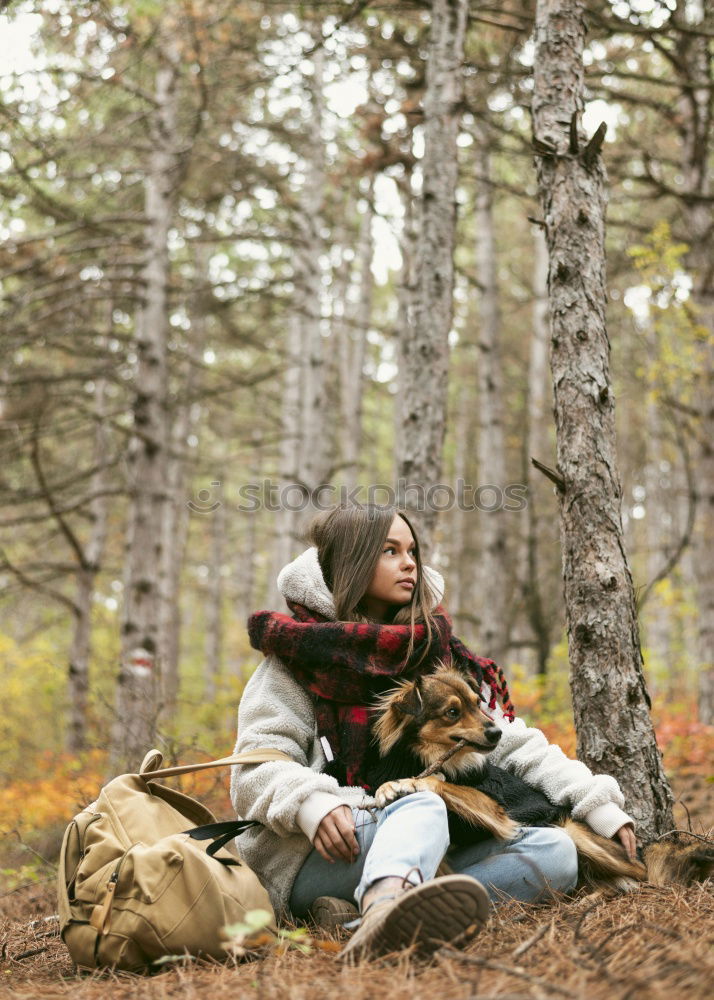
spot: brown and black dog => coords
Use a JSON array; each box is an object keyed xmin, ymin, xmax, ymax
[{"xmin": 367, "ymin": 664, "xmax": 712, "ymax": 890}]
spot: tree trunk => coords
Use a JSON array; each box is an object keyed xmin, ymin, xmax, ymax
[
  {"xmin": 339, "ymin": 183, "xmax": 374, "ymax": 492},
  {"xmin": 269, "ymin": 308, "xmax": 302, "ymax": 609},
  {"xmin": 159, "ymin": 248, "xmax": 208, "ymax": 713},
  {"xmin": 298, "ymin": 41, "xmax": 329, "ymax": 506},
  {"xmin": 269, "ymin": 39, "xmax": 327, "ymax": 605},
  {"xmin": 675, "ymin": 8, "xmax": 714, "ymax": 723},
  {"xmin": 642, "ymin": 362, "xmax": 672, "ymax": 691},
  {"xmin": 532, "ymin": 0, "xmax": 673, "ymax": 840},
  {"xmin": 473, "ymin": 127, "xmax": 509, "ymax": 666},
  {"xmin": 448, "ymin": 376, "xmax": 469, "ymax": 632},
  {"xmin": 111, "ymin": 52, "xmax": 179, "ymax": 770},
  {"xmin": 204, "ymin": 487, "xmax": 226, "ymax": 701},
  {"xmin": 394, "ymin": 175, "xmax": 418, "ymax": 476},
  {"xmin": 691, "ymin": 387, "xmax": 714, "ymax": 722},
  {"xmin": 395, "ymin": 0, "xmax": 468, "ymax": 555},
  {"xmin": 67, "ymin": 376, "xmax": 110, "ymax": 751},
  {"xmin": 236, "ymin": 432, "xmax": 261, "ymax": 627},
  {"xmin": 159, "ymin": 380, "xmax": 199, "ymax": 713},
  {"xmin": 524, "ymin": 227, "xmax": 555, "ymax": 676}
]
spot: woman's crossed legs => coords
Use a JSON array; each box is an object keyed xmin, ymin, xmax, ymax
[{"xmin": 289, "ymin": 789, "xmax": 579, "ymax": 918}]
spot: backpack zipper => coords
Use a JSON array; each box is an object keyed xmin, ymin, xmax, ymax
[{"xmin": 90, "ymin": 861, "xmax": 122, "ymax": 936}]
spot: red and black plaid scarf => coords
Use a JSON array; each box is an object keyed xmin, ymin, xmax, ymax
[{"xmin": 247, "ymin": 601, "xmax": 515, "ymax": 791}]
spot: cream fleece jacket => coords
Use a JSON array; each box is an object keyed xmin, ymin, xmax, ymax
[{"xmin": 230, "ymin": 547, "xmax": 634, "ymax": 918}]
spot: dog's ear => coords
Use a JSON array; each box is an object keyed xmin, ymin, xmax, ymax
[
  {"xmin": 462, "ymin": 672, "xmax": 483, "ymax": 698},
  {"xmin": 392, "ymin": 676, "xmax": 423, "ymax": 717}
]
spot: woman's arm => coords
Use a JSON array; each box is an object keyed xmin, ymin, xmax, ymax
[
  {"xmin": 230, "ymin": 655, "xmax": 352, "ymax": 839},
  {"xmin": 485, "ymin": 696, "xmax": 634, "ymax": 840}
]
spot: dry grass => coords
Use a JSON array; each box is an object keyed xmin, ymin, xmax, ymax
[{"xmin": 1, "ymin": 877, "xmax": 713, "ymax": 1000}]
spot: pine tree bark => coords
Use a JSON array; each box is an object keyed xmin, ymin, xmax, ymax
[
  {"xmin": 159, "ymin": 249, "xmax": 208, "ymax": 712},
  {"xmin": 473, "ymin": 127, "xmax": 509, "ymax": 666},
  {"xmin": 159, "ymin": 379, "xmax": 199, "ymax": 713},
  {"xmin": 270, "ymin": 309, "xmax": 302, "ymax": 609},
  {"xmin": 448, "ymin": 377, "xmax": 469, "ymax": 632},
  {"xmin": 642, "ymin": 361, "xmax": 672, "ymax": 690},
  {"xmin": 394, "ymin": 175, "xmax": 418, "ymax": 473},
  {"xmin": 396, "ymin": 0, "xmax": 468, "ymax": 554},
  {"xmin": 298, "ymin": 42, "xmax": 329, "ymax": 505},
  {"xmin": 204, "ymin": 487, "xmax": 225, "ymax": 701},
  {"xmin": 532, "ymin": 0, "xmax": 673, "ymax": 839},
  {"xmin": 270, "ymin": 39, "xmax": 327, "ymax": 606},
  {"xmin": 111, "ymin": 52, "xmax": 179, "ymax": 770},
  {"xmin": 67, "ymin": 376, "xmax": 110, "ymax": 751},
  {"xmin": 675, "ymin": 8, "xmax": 714, "ymax": 723},
  {"xmin": 524, "ymin": 227, "xmax": 555, "ymax": 676},
  {"xmin": 237, "ymin": 430, "xmax": 262, "ymax": 626},
  {"xmin": 339, "ymin": 184, "xmax": 374, "ymax": 492}
]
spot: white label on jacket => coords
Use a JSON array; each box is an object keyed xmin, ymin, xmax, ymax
[{"xmin": 320, "ymin": 736, "xmax": 334, "ymax": 762}]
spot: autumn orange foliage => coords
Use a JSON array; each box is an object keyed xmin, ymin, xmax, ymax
[
  {"xmin": 0, "ymin": 749, "xmax": 106, "ymax": 837},
  {"xmin": 0, "ymin": 703, "xmax": 711, "ymax": 842},
  {"xmin": 651, "ymin": 700, "xmax": 714, "ymax": 773},
  {"xmin": 0, "ymin": 749, "xmax": 235, "ymax": 839},
  {"xmin": 510, "ymin": 675, "xmax": 714, "ymax": 775}
]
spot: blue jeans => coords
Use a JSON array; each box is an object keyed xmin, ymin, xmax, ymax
[{"xmin": 289, "ymin": 790, "xmax": 579, "ymax": 917}]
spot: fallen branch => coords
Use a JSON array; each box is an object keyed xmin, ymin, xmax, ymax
[
  {"xmin": 439, "ymin": 948, "xmax": 577, "ymax": 998},
  {"xmin": 13, "ymin": 946, "xmax": 47, "ymax": 960},
  {"xmin": 510, "ymin": 920, "xmax": 550, "ymax": 959},
  {"xmin": 655, "ymin": 828, "xmax": 714, "ymax": 844},
  {"xmin": 0, "ymin": 876, "xmax": 56, "ymax": 898},
  {"xmin": 8, "ymin": 829, "xmax": 58, "ymax": 871}
]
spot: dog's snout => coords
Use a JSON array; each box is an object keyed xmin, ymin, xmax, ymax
[{"xmin": 484, "ymin": 725, "xmax": 501, "ymax": 746}]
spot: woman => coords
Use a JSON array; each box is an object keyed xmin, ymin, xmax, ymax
[{"xmin": 231, "ymin": 503, "xmax": 636, "ymax": 960}]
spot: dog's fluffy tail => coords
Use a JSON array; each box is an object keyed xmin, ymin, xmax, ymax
[
  {"xmin": 562, "ymin": 819, "xmax": 647, "ymax": 887},
  {"xmin": 642, "ymin": 834, "xmax": 714, "ymax": 887}
]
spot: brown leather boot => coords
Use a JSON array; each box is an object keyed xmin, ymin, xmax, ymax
[
  {"xmin": 308, "ymin": 896, "xmax": 359, "ymax": 934},
  {"xmin": 340, "ymin": 874, "xmax": 490, "ymax": 963}
]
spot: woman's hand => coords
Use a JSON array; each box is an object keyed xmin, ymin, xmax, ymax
[
  {"xmin": 615, "ymin": 823, "xmax": 637, "ymax": 862},
  {"xmin": 313, "ymin": 804, "xmax": 360, "ymax": 863}
]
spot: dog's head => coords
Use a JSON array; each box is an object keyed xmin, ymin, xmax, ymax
[{"xmin": 372, "ymin": 662, "xmax": 502, "ymax": 776}]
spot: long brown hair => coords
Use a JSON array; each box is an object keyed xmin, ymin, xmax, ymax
[{"xmin": 304, "ymin": 503, "xmax": 441, "ymax": 667}]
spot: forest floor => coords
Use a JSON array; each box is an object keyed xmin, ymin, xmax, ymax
[{"xmin": 1, "ymin": 772, "xmax": 712, "ymax": 1000}]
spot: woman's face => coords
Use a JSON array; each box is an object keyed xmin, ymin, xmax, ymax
[{"xmin": 362, "ymin": 515, "xmax": 418, "ymax": 621}]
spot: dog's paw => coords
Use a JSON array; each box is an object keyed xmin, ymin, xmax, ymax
[
  {"xmin": 374, "ymin": 778, "xmax": 418, "ymax": 807},
  {"xmin": 375, "ymin": 777, "xmax": 439, "ymax": 808}
]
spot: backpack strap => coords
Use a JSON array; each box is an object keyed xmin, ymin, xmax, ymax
[
  {"xmin": 138, "ymin": 747, "xmax": 294, "ymax": 780},
  {"xmin": 184, "ymin": 820, "xmax": 259, "ymax": 866}
]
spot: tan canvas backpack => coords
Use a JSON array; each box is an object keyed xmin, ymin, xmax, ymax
[{"xmin": 57, "ymin": 747, "xmax": 292, "ymax": 973}]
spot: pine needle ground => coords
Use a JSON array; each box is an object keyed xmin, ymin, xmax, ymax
[
  {"xmin": 2, "ymin": 869, "xmax": 712, "ymax": 1000},
  {"xmin": 2, "ymin": 775, "xmax": 711, "ymax": 1000}
]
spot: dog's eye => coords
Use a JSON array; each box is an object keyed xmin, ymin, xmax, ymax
[{"xmin": 445, "ymin": 707, "xmax": 460, "ymax": 720}]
